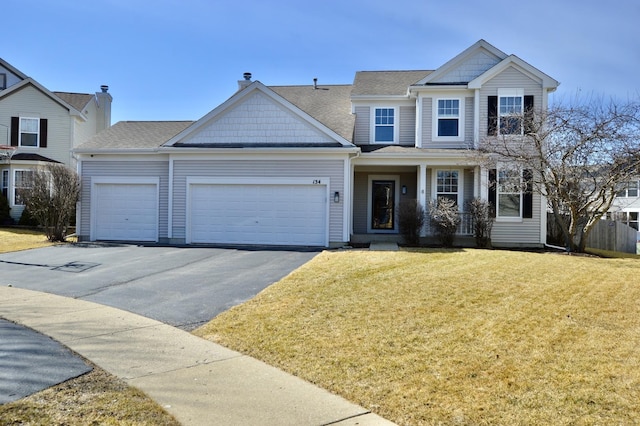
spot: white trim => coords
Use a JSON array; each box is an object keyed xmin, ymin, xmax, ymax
[
  {"xmin": 90, "ymin": 177, "xmax": 160, "ymax": 242},
  {"xmin": 495, "ymin": 166, "xmax": 523, "ymax": 222},
  {"xmin": 367, "ymin": 175, "xmax": 400, "ymax": 233},
  {"xmin": 12, "ymin": 168, "xmax": 33, "ymax": 206},
  {"xmin": 431, "ymin": 97, "xmax": 465, "ymax": 142},
  {"xmin": 18, "ymin": 116, "xmax": 40, "ymax": 148},
  {"xmin": 431, "ymin": 168, "xmax": 464, "ymax": 210},
  {"xmin": 185, "ymin": 177, "xmax": 330, "ymax": 246},
  {"xmin": 168, "ymin": 157, "xmax": 174, "ymax": 239},
  {"xmin": 370, "ymin": 107, "xmax": 399, "ymax": 144}
]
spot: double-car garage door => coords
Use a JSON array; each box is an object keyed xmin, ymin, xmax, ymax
[
  {"xmin": 92, "ymin": 179, "xmax": 328, "ymax": 246},
  {"xmin": 188, "ymin": 180, "xmax": 328, "ymax": 246}
]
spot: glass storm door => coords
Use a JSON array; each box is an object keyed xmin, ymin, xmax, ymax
[{"xmin": 371, "ymin": 180, "xmax": 395, "ymax": 230}]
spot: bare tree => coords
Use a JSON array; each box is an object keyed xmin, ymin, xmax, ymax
[
  {"xmin": 477, "ymin": 95, "xmax": 640, "ymax": 252},
  {"xmin": 21, "ymin": 164, "xmax": 80, "ymax": 242}
]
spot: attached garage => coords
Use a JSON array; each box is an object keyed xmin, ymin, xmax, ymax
[
  {"xmin": 187, "ymin": 178, "xmax": 328, "ymax": 246},
  {"xmin": 91, "ymin": 178, "xmax": 159, "ymax": 242}
]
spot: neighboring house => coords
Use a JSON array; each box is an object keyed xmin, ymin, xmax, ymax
[
  {"xmin": 74, "ymin": 40, "xmax": 559, "ymax": 248},
  {"xmin": 608, "ymin": 179, "xmax": 640, "ymax": 230},
  {"xmin": 0, "ymin": 58, "xmax": 111, "ymax": 220}
]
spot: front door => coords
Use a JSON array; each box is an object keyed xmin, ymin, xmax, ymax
[{"xmin": 371, "ymin": 180, "xmax": 395, "ymax": 230}]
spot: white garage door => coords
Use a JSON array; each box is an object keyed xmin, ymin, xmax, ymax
[
  {"xmin": 189, "ymin": 183, "xmax": 327, "ymax": 246},
  {"xmin": 93, "ymin": 183, "xmax": 158, "ymax": 241}
]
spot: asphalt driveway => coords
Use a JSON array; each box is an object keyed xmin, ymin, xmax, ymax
[{"xmin": 0, "ymin": 244, "xmax": 319, "ymax": 330}]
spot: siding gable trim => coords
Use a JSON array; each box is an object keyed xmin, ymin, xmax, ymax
[{"xmin": 469, "ymin": 55, "xmax": 559, "ymax": 91}]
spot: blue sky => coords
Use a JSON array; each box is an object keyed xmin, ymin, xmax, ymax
[{"xmin": 4, "ymin": 0, "xmax": 638, "ymax": 123}]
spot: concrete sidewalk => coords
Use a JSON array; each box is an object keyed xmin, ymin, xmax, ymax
[{"xmin": 0, "ymin": 286, "xmax": 395, "ymax": 425}]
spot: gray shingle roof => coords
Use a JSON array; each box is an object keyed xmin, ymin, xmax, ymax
[
  {"xmin": 76, "ymin": 121, "xmax": 194, "ymax": 150},
  {"xmin": 351, "ymin": 70, "xmax": 432, "ymax": 96},
  {"xmin": 269, "ymin": 84, "xmax": 355, "ymax": 142},
  {"xmin": 53, "ymin": 92, "xmax": 94, "ymax": 111}
]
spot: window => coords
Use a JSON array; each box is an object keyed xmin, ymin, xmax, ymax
[
  {"xmin": 617, "ymin": 180, "xmax": 639, "ymax": 198},
  {"xmin": 436, "ymin": 170, "xmax": 459, "ymax": 206},
  {"xmin": 374, "ymin": 108, "xmax": 395, "ymax": 143},
  {"xmin": 437, "ymin": 99, "xmax": 460, "ymax": 137},
  {"xmin": 488, "ymin": 91, "xmax": 533, "ymax": 136},
  {"xmin": 14, "ymin": 170, "xmax": 33, "ymax": 205},
  {"xmin": 488, "ymin": 168, "xmax": 533, "ymax": 220},
  {"xmin": 0, "ymin": 73, "xmax": 6, "ymax": 90},
  {"xmin": 19, "ymin": 117, "xmax": 39, "ymax": 147},
  {"xmin": 2, "ymin": 170, "xmax": 8, "ymax": 198}
]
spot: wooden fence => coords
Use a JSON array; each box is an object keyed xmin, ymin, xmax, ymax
[{"xmin": 548, "ymin": 213, "xmax": 639, "ymax": 254}]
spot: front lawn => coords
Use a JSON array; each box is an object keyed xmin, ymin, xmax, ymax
[
  {"xmin": 0, "ymin": 228, "xmax": 54, "ymax": 253},
  {"xmin": 194, "ymin": 249, "xmax": 640, "ymax": 425}
]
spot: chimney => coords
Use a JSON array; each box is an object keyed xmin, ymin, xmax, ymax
[
  {"xmin": 238, "ymin": 72, "xmax": 252, "ymax": 91},
  {"xmin": 95, "ymin": 84, "xmax": 112, "ymax": 132}
]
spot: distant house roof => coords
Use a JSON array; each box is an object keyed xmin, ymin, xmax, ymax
[
  {"xmin": 76, "ymin": 121, "xmax": 194, "ymax": 151},
  {"xmin": 351, "ymin": 70, "xmax": 432, "ymax": 96},
  {"xmin": 53, "ymin": 92, "xmax": 94, "ymax": 112},
  {"xmin": 270, "ymin": 84, "xmax": 355, "ymax": 142}
]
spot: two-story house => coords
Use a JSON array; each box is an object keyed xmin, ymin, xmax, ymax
[
  {"xmin": 74, "ymin": 40, "xmax": 559, "ymax": 247},
  {"xmin": 608, "ymin": 179, "xmax": 640, "ymax": 230},
  {"xmin": 0, "ymin": 58, "xmax": 112, "ymax": 221}
]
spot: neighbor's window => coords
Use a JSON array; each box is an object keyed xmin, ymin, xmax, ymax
[
  {"xmin": 2, "ymin": 170, "xmax": 8, "ymax": 198},
  {"xmin": 0, "ymin": 73, "xmax": 6, "ymax": 90},
  {"xmin": 19, "ymin": 117, "xmax": 39, "ymax": 147},
  {"xmin": 374, "ymin": 108, "xmax": 395, "ymax": 143},
  {"xmin": 436, "ymin": 170, "xmax": 459, "ymax": 206},
  {"xmin": 14, "ymin": 170, "xmax": 33, "ymax": 205},
  {"xmin": 617, "ymin": 180, "xmax": 639, "ymax": 198}
]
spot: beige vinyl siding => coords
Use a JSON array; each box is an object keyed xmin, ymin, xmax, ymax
[
  {"xmin": 464, "ymin": 97, "xmax": 474, "ymax": 147},
  {"xmin": 171, "ymin": 159, "xmax": 345, "ymax": 243},
  {"xmin": 463, "ymin": 168, "xmax": 474, "ymax": 208},
  {"xmin": 421, "ymin": 96, "xmax": 472, "ymax": 149},
  {"xmin": 79, "ymin": 160, "xmax": 170, "ymax": 240},
  {"xmin": 353, "ymin": 106, "xmax": 370, "ymax": 145},
  {"xmin": 421, "ymin": 97, "xmax": 432, "ymax": 147},
  {"xmin": 479, "ymin": 67, "xmax": 543, "ymax": 138},
  {"xmin": 491, "ymin": 191, "xmax": 543, "ymax": 246},
  {"xmin": 0, "ymin": 85, "xmax": 72, "ymax": 165},
  {"xmin": 399, "ymin": 106, "xmax": 415, "ymax": 146}
]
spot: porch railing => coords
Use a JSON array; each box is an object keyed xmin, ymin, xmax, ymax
[{"xmin": 424, "ymin": 211, "xmax": 474, "ymax": 236}]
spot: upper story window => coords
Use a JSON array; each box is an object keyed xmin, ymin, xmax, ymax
[
  {"xmin": 617, "ymin": 180, "xmax": 639, "ymax": 198},
  {"xmin": 373, "ymin": 108, "xmax": 395, "ymax": 143},
  {"xmin": 488, "ymin": 90, "xmax": 533, "ymax": 136},
  {"xmin": 10, "ymin": 116, "xmax": 47, "ymax": 148},
  {"xmin": 433, "ymin": 98, "xmax": 464, "ymax": 141},
  {"xmin": 0, "ymin": 73, "xmax": 6, "ymax": 90},
  {"xmin": 20, "ymin": 117, "xmax": 40, "ymax": 147}
]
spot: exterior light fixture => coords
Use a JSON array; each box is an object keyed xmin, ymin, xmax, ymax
[
  {"xmin": 401, "ymin": 185, "xmax": 407, "ymax": 195},
  {"xmin": 334, "ymin": 191, "xmax": 340, "ymax": 203}
]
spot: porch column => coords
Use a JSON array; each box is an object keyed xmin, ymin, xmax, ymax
[
  {"xmin": 479, "ymin": 166, "xmax": 489, "ymax": 200},
  {"xmin": 417, "ymin": 162, "xmax": 428, "ymax": 236},
  {"xmin": 473, "ymin": 165, "xmax": 480, "ymax": 199}
]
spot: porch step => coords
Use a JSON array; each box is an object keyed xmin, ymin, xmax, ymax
[{"xmin": 369, "ymin": 242, "xmax": 399, "ymax": 251}]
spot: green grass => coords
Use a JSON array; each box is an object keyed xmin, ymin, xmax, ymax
[{"xmin": 194, "ymin": 248, "xmax": 640, "ymax": 425}]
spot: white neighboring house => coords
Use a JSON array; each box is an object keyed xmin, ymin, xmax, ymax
[
  {"xmin": 0, "ymin": 58, "xmax": 111, "ymax": 221},
  {"xmin": 74, "ymin": 40, "xmax": 559, "ymax": 248},
  {"xmin": 609, "ymin": 179, "xmax": 640, "ymax": 231}
]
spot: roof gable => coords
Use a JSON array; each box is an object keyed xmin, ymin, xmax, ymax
[
  {"xmin": 165, "ymin": 82, "xmax": 353, "ymax": 148},
  {"xmin": 0, "ymin": 78, "xmax": 86, "ymax": 118},
  {"xmin": 415, "ymin": 39, "xmax": 507, "ymax": 85},
  {"xmin": 468, "ymin": 55, "xmax": 560, "ymax": 91},
  {"xmin": 0, "ymin": 58, "xmax": 28, "ymax": 89}
]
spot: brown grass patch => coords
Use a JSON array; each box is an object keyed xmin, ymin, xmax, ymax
[
  {"xmin": 0, "ymin": 228, "xmax": 54, "ymax": 253},
  {"xmin": 194, "ymin": 249, "xmax": 640, "ymax": 425},
  {"xmin": 0, "ymin": 368, "xmax": 179, "ymax": 425}
]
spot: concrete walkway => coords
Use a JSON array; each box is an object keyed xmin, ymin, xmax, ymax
[{"xmin": 0, "ymin": 286, "xmax": 395, "ymax": 425}]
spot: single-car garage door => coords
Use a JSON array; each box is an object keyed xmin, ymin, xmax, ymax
[
  {"xmin": 188, "ymin": 182, "xmax": 327, "ymax": 246},
  {"xmin": 92, "ymin": 181, "xmax": 159, "ymax": 242}
]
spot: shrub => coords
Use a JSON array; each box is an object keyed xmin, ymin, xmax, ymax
[
  {"xmin": 468, "ymin": 198, "xmax": 494, "ymax": 248},
  {"xmin": 397, "ymin": 199, "xmax": 425, "ymax": 246},
  {"xmin": 18, "ymin": 205, "xmax": 39, "ymax": 227},
  {"xmin": 0, "ymin": 194, "xmax": 12, "ymax": 225},
  {"xmin": 428, "ymin": 198, "xmax": 460, "ymax": 247}
]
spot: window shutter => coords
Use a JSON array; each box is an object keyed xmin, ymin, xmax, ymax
[
  {"xmin": 524, "ymin": 95, "xmax": 534, "ymax": 134},
  {"xmin": 523, "ymin": 169, "xmax": 533, "ymax": 219},
  {"xmin": 39, "ymin": 118, "xmax": 48, "ymax": 148},
  {"xmin": 487, "ymin": 96, "xmax": 497, "ymax": 136},
  {"xmin": 10, "ymin": 116, "xmax": 19, "ymax": 146},
  {"xmin": 488, "ymin": 169, "xmax": 497, "ymax": 218}
]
